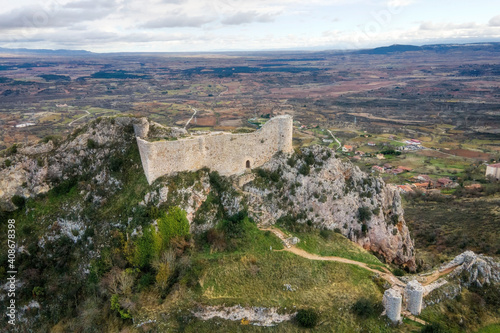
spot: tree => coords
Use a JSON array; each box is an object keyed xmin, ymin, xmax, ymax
[
  {"xmin": 295, "ymin": 309, "xmax": 319, "ymax": 328},
  {"xmin": 133, "ymin": 227, "xmax": 155, "ymax": 268},
  {"xmin": 156, "ymin": 207, "xmax": 190, "ymax": 252}
]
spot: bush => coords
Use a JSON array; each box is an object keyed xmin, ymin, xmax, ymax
[
  {"xmin": 87, "ymin": 138, "xmax": 98, "ymax": 149},
  {"xmin": 295, "ymin": 308, "xmax": 319, "ymax": 328},
  {"xmin": 352, "ymin": 298, "xmax": 378, "ymax": 318},
  {"xmin": 320, "ymin": 229, "xmax": 335, "ymax": 240},
  {"xmin": 4, "ymin": 159, "xmax": 11, "ymax": 167},
  {"xmin": 393, "ymin": 268, "xmax": 405, "ymax": 276},
  {"xmin": 156, "ymin": 207, "xmax": 190, "ymax": 252},
  {"xmin": 420, "ymin": 323, "xmax": 447, "ymax": 333},
  {"xmin": 298, "ymin": 163, "xmax": 310, "ymax": 176},
  {"xmin": 51, "ymin": 178, "xmax": 78, "ymax": 196},
  {"xmin": 11, "ymin": 195, "xmax": 26, "ymax": 208},
  {"xmin": 220, "ymin": 211, "xmax": 248, "ymax": 239},
  {"xmin": 358, "ymin": 207, "xmax": 372, "ymax": 222}
]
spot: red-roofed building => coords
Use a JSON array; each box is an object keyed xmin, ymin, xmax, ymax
[
  {"xmin": 372, "ymin": 165, "xmax": 384, "ymax": 173},
  {"xmin": 391, "ymin": 168, "xmax": 404, "ymax": 175},
  {"xmin": 398, "ymin": 166, "xmax": 413, "ymax": 172},
  {"xmin": 397, "ymin": 185, "xmax": 413, "ymax": 193},
  {"xmin": 437, "ymin": 177, "xmax": 453, "ymax": 187},
  {"xmin": 342, "ymin": 145, "xmax": 354, "ymax": 152}
]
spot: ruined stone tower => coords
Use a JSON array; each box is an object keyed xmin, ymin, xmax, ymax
[
  {"xmin": 405, "ymin": 280, "xmax": 424, "ymax": 316},
  {"xmin": 135, "ymin": 115, "xmax": 293, "ymax": 184},
  {"xmin": 383, "ymin": 288, "xmax": 402, "ymax": 323}
]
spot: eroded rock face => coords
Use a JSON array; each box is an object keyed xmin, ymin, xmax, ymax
[
  {"xmin": 0, "ymin": 117, "xmax": 137, "ymax": 210},
  {"xmin": 445, "ymin": 251, "xmax": 500, "ymax": 287},
  {"xmin": 242, "ymin": 146, "xmax": 416, "ymax": 270}
]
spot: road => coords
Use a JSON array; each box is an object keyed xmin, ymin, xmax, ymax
[
  {"xmin": 185, "ymin": 106, "xmax": 198, "ymax": 129},
  {"xmin": 68, "ymin": 110, "xmax": 91, "ymax": 126},
  {"xmin": 327, "ymin": 129, "xmax": 342, "ymax": 151}
]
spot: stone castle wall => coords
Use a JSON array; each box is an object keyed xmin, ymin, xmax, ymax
[{"xmin": 136, "ymin": 115, "xmax": 293, "ymax": 184}]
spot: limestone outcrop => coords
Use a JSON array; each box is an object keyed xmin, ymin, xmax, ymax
[
  {"xmin": 0, "ymin": 116, "xmax": 137, "ymax": 210},
  {"xmin": 242, "ymin": 145, "xmax": 416, "ymax": 270},
  {"xmin": 443, "ymin": 251, "xmax": 500, "ymax": 287}
]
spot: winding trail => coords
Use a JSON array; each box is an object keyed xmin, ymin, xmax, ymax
[
  {"xmin": 260, "ymin": 226, "xmax": 405, "ymax": 288},
  {"xmin": 232, "ymin": 177, "xmax": 461, "ymax": 326},
  {"xmin": 327, "ymin": 129, "xmax": 342, "ymax": 151},
  {"xmin": 68, "ymin": 109, "xmax": 91, "ymax": 126}
]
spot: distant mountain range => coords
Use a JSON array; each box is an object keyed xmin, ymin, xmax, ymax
[
  {"xmin": 356, "ymin": 42, "xmax": 500, "ymax": 54},
  {"xmin": 0, "ymin": 47, "xmax": 92, "ymax": 55},
  {"xmin": 1, "ymin": 42, "xmax": 500, "ymax": 55}
]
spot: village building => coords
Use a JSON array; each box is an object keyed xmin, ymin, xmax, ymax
[
  {"xmin": 486, "ymin": 163, "xmax": 500, "ymax": 179},
  {"xmin": 342, "ymin": 145, "xmax": 354, "ymax": 152}
]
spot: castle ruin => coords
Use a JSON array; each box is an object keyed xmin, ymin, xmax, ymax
[{"xmin": 134, "ymin": 115, "xmax": 293, "ymax": 184}]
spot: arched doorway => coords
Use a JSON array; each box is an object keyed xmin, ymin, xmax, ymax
[{"xmin": 246, "ymin": 160, "xmax": 251, "ymax": 168}]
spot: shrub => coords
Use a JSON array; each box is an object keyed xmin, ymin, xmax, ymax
[
  {"xmin": 221, "ymin": 211, "xmax": 248, "ymax": 239},
  {"xmin": 87, "ymin": 138, "xmax": 98, "ymax": 149},
  {"xmin": 420, "ymin": 323, "xmax": 447, "ymax": 333},
  {"xmin": 138, "ymin": 273, "xmax": 155, "ymax": 290},
  {"xmin": 133, "ymin": 227, "xmax": 155, "ymax": 268},
  {"xmin": 391, "ymin": 214, "xmax": 399, "ymax": 225},
  {"xmin": 298, "ymin": 163, "xmax": 310, "ymax": 176},
  {"xmin": 320, "ymin": 229, "xmax": 335, "ymax": 240},
  {"xmin": 361, "ymin": 223, "xmax": 368, "ymax": 234},
  {"xmin": 156, "ymin": 207, "xmax": 190, "ymax": 252},
  {"xmin": 4, "ymin": 159, "xmax": 11, "ymax": 167},
  {"xmin": 11, "ymin": 195, "xmax": 26, "ymax": 208},
  {"xmin": 206, "ymin": 228, "xmax": 226, "ymax": 252},
  {"xmin": 353, "ymin": 298, "xmax": 378, "ymax": 318},
  {"xmin": 51, "ymin": 178, "xmax": 78, "ymax": 196},
  {"xmin": 358, "ymin": 207, "xmax": 372, "ymax": 222},
  {"xmin": 393, "ymin": 268, "xmax": 405, "ymax": 276},
  {"xmin": 295, "ymin": 309, "xmax": 319, "ymax": 328}
]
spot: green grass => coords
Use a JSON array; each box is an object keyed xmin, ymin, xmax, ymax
[
  {"xmin": 292, "ymin": 230, "xmax": 387, "ymax": 267},
  {"xmin": 476, "ymin": 323, "xmax": 500, "ymax": 332},
  {"xmin": 167, "ymin": 222, "xmax": 395, "ymax": 332}
]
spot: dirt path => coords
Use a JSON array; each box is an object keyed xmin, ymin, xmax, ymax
[
  {"xmin": 260, "ymin": 226, "xmax": 406, "ymax": 288},
  {"xmin": 420, "ymin": 265, "xmax": 458, "ymax": 286}
]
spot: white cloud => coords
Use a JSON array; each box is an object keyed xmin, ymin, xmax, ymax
[
  {"xmin": 221, "ymin": 11, "xmax": 277, "ymax": 25},
  {"xmin": 420, "ymin": 21, "xmax": 479, "ymax": 31},
  {"xmin": 489, "ymin": 14, "xmax": 500, "ymax": 27}
]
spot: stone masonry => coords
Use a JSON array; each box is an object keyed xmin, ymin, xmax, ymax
[
  {"xmin": 135, "ymin": 115, "xmax": 293, "ymax": 184},
  {"xmin": 383, "ymin": 288, "xmax": 402, "ymax": 323},
  {"xmin": 405, "ymin": 280, "xmax": 424, "ymax": 316}
]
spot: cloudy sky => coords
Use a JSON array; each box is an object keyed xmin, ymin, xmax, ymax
[{"xmin": 0, "ymin": 0, "xmax": 499, "ymax": 52}]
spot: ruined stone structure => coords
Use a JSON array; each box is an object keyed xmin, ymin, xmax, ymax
[
  {"xmin": 135, "ymin": 115, "xmax": 293, "ymax": 184},
  {"xmin": 405, "ymin": 280, "xmax": 424, "ymax": 316},
  {"xmin": 383, "ymin": 288, "xmax": 402, "ymax": 323}
]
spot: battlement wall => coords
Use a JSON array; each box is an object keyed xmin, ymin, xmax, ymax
[{"xmin": 136, "ymin": 115, "xmax": 293, "ymax": 184}]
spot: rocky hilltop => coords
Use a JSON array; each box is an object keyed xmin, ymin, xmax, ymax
[
  {"xmin": 0, "ymin": 117, "xmax": 136, "ymax": 211},
  {"xmin": 241, "ymin": 146, "xmax": 416, "ymax": 270},
  {"xmin": 0, "ymin": 117, "xmax": 415, "ymax": 270}
]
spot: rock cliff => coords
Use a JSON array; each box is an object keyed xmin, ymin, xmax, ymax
[
  {"xmin": 1, "ymin": 117, "xmax": 415, "ymax": 270},
  {"xmin": 0, "ymin": 116, "xmax": 136, "ymax": 210},
  {"xmin": 240, "ymin": 146, "xmax": 416, "ymax": 270}
]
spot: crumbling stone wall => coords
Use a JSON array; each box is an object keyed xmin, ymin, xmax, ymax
[{"xmin": 136, "ymin": 115, "xmax": 293, "ymax": 184}]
